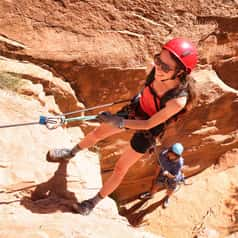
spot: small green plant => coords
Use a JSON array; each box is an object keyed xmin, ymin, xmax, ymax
[{"xmin": 0, "ymin": 72, "xmax": 25, "ymax": 92}]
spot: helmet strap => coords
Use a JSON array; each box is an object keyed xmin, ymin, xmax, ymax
[{"xmin": 161, "ymin": 69, "xmax": 184, "ymax": 82}]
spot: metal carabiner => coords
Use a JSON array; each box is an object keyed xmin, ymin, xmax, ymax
[{"xmin": 39, "ymin": 115, "xmax": 65, "ymax": 129}]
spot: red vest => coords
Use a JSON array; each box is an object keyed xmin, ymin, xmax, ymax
[{"xmin": 139, "ymin": 85, "xmax": 160, "ymax": 116}]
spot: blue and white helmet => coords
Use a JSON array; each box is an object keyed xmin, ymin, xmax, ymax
[{"xmin": 171, "ymin": 143, "xmax": 184, "ymax": 156}]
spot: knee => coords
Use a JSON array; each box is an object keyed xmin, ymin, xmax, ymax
[
  {"xmin": 91, "ymin": 128, "xmax": 103, "ymax": 140},
  {"xmin": 113, "ymin": 163, "xmax": 129, "ymax": 179},
  {"xmin": 88, "ymin": 127, "xmax": 108, "ymax": 143},
  {"xmin": 167, "ymin": 189, "xmax": 174, "ymax": 195}
]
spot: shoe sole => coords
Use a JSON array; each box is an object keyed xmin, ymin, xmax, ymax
[
  {"xmin": 46, "ymin": 151, "xmax": 70, "ymax": 163},
  {"xmin": 71, "ymin": 203, "xmax": 92, "ymax": 216}
]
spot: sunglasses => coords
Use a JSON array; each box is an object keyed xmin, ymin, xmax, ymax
[{"xmin": 154, "ymin": 54, "xmax": 175, "ymax": 73}]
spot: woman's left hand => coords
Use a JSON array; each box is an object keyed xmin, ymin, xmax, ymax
[
  {"xmin": 163, "ymin": 170, "xmax": 169, "ymax": 176},
  {"xmin": 97, "ymin": 112, "xmax": 124, "ymax": 128}
]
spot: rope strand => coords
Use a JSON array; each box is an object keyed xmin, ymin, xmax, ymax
[
  {"xmin": 61, "ymin": 98, "xmax": 130, "ymax": 116},
  {"xmin": 0, "ymin": 99, "xmax": 130, "ymax": 129}
]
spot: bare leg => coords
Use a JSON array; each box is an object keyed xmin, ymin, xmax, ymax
[
  {"xmin": 100, "ymin": 145, "xmax": 143, "ymax": 197},
  {"xmin": 78, "ymin": 123, "xmax": 123, "ymax": 149},
  {"xmin": 166, "ymin": 189, "xmax": 174, "ymax": 198},
  {"xmin": 47, "ymin": 123, "xmax": 123, "ymax": 162},
  {"xmin": 150, "ymin": 183, "xmax": 161, "ymax": 195},
  {"xmin": 163, "ymin": 188, "xmax": 175, "ymax": 208},
  {"xmin": 139, "ymin": 181, "xmax": 161, "ymax": 199},
  {"xmin": 72, "ymin": 145, "xmax": 144, "ymax": 215}
]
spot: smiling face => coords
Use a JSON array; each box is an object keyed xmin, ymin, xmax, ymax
[{"xmin": 154, "ymin": 49, "xmax": 180, "ymax": 82}]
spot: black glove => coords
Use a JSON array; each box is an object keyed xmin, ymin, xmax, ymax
[{"xmin": 96, "ymin": 111, "xmax": 124, "ymax": 128}]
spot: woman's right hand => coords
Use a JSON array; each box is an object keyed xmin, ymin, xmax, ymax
[{"xmin": 96, "ymin": 112, "xmax": 124, "ymax": 128}]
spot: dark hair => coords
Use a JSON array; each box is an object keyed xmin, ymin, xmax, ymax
[{"xmin": 169, "ymin": 52, "xmax": 186, "ymax": 70}]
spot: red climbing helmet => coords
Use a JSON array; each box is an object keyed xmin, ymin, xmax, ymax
[{"xmin": 163, "ymin": 38, "xmax": 198, "ymax": 73}]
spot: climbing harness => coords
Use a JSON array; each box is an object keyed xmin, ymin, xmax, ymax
[{"xmin": 0, "ymin": 99, "xmax": 130, "ymax": 130}]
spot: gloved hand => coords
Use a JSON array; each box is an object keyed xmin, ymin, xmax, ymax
[
  {"xmin": 163, "ymin": 170, "xmax": 175, "ymax": 179},
  {"xmin": 96, "ymin": 111, "xmax": 124, "ymax": 128}
]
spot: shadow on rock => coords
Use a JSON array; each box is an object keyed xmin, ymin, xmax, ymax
[
  {"xmin": 119, "ymin": 196, "xmax": 166, "ymax": 227},
  {"xmin": 21, "ymin": 161, "xmax": 78, "ymax": 213},
  {"xmin": 226, "ymin": 186, "xmax": 238, "ymax": 234}
]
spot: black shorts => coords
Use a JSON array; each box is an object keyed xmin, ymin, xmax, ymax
[
  {"xmin": 130, "ymin": 131, "xmax": 155, "ymax": 154},
  {"xmin": 130, "ymin": 125, "xmax": 164, "ymax": 153},
  {"xmin": 156, "ymin": 174, "xmax": 177, "ymax": 190}
]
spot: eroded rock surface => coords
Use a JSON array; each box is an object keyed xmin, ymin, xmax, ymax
[{"xmin": 0, "ymin": 1, "xmax": 237, "ymax": 237}]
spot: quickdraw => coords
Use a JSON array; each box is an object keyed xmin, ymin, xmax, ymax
[{"xmin": 41, "ymin": 114, "xmax": 98, "ymax": 129}]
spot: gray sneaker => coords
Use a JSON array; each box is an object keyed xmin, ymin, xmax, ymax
[
  {"xmin": 46, "ymin": 148, "xmax": 74, "ymax": 162},
  {"xmin": 72, "ymin": 200, "xmax": 95, "ymax": 216},
  {"xmin": 162, "ymin": 196, "xmax": 169, "ymax": 208},
  {"xmin": 71, "ymin": 193, "xmax": 102, "ymax": 215},
  {"xmin": 139, "ymin": 192, "xmax": 152, "ymax": 200}
]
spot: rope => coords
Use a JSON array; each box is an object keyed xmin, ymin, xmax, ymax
[
  {"xmin": 60, "ymin": 98, "xmax": 130, "ymax": 116},
  {"xmin": 63, "ymin": 115, "xmax": 97, "ymax": 123},
  {"xmin": 0, "ymin": 98, "xmax": 130, "ymax": 130},
  {"xmin": 0, "ymin": 115, "xmax": 98, "ymax": 130},
  {"xmin": 0, "ymin": 121, "xmax": 40, "ymax": 129}
]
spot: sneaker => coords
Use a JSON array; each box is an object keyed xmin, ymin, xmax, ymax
[
  {"xmin": 46, "ymin": 148, "xmax": 74, "ymax": 163},
  {"xmin": 162, "ymin": 196, "xmax": 169, "ymax": 209},
  {"xmin": 72, "ymin": 200, "xmax": 95, "ymax": 216},
  {"xmin": 139, "ymin": 192, "xmax": 152, "ymax": 200}
]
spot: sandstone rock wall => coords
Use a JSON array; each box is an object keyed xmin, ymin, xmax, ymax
[
  {"xmin": 0, "ymin": 89, "xmax": 160, "ymax": 238},
  {"xmin": 99, "ymin": 69, "xmax": 238, "ymax": 202},
  {"xmin": 0, "ymin": 0, "xmax": 237, "ymax": 237}
]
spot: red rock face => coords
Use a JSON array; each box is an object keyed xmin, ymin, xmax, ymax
[
  {"xmin": 100, "ymin": 70, "xmax": 238, "ymax": 200},
  {"xmin": 0, "ymin": 1, "xmax": 237, "ymax": 237},
  {"xmin": 214, "ymin": 56, "xmax": 238, "ymax": 90}
]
